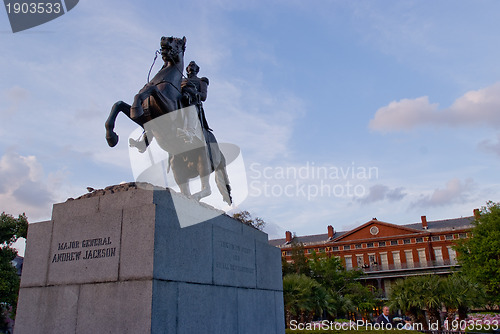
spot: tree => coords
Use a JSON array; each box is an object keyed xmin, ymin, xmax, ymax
[
  {"xmin": 441, "ymin": 273, "xmax": 485, "ymax": 322},
  {"xmin": 455, "ymin": 201, "xmax": 500, "ymax": 306},
  {"xmin": 232, "ymin": 210, "xmax": 265, "ymax": 231},
  {"xmin": 282, "ymin": 237, "xmax": 309, "ymax": 276},
  {"xmin": 389, "ymin": 274, "xmax": 485, "ymax": 329},
  {"xmin": 389, "ymin": 276, "xmax": 425, "ymax": 325},
  {"xmin": 0, "ymin": 212, "xmax": 28, "ymax": 327},
  {"xmin": 302, "ymin": 251, "xmax": 375, "ymax": 320},
  {"xmin": 283, "ymin": 273, "xmax": 332, "ymax": 326},
  {"xmin": 389, "ymin": 275, "xmax": 443, "ymax": 329}
]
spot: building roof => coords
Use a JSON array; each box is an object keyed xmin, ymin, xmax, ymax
[
  {"xmin": 403, "ymin": 216, "xmax": 474, "ymax": 232},
  {"xmin": 269, "ymin": 216, "xmax": 475, "ymax": 248}
]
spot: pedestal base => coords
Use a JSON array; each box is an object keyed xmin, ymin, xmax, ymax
[{"xmin": 16, "ymin": 184, "xmax": 284, "ymax": 334}]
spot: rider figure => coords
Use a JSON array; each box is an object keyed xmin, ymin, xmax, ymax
[
  {"xmin": 177, "ymin": 61, "xmax": 211, "ymax": 143},
  {"xmin": 130, "ymin": 60, "xmax": 213, "ymax": 151}
]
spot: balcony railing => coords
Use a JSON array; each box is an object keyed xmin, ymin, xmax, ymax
[{"xmin": 352, "ymin": 259, "xmax": 458, "ymax": 272}]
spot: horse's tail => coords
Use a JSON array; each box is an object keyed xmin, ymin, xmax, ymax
[{"xmin": 215, "ymin": 156, "xmax": 232, "ymax": 205}]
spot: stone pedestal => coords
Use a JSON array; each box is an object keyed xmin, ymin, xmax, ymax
[{"xmin": 15, "ymin": 184, "xmax": 284, "ymax": 334}]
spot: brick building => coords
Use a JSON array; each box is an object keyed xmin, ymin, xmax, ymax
[{"xmin": 270, "ymin": 210, "xmax": 477, "ymax": 297}]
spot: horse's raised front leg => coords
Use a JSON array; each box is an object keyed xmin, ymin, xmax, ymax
[
  {"xmin": 105, "ymin": 101, "xmax": 148, "ymax": 148},
  {"xmin": 105, "ymin": 101, "xmax": 130, "ymax": 147}
]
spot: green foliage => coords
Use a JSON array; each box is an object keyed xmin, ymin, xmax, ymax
[
  {"xmin": 0, "ymin": 212, "xmax": 29, "ymax": 326},
  {"xmin": 389, "ymin": 276, "xmax": 428, "ymax": 325},
  {"xmin": 283, "ymin": 248, "xmax": 377, "ymax": 325},
  {"xmin": 232, "ymin": 210, "xmax": 265, "ymax": 231},
  {"xmin": 455, "ymin": 201, "xmax": 500, "ymax": 306},
  {"xmin": 283, "ymin": 273, "xmax": 333, "ymax": 325},
  {"xmin": 389, "ymin": 274, "xmax": 485, "ymax": 329},
  {"xmin": 308, "ymin": 252, "xmax": 375, "ymax": 317},
  {"xmin": 0, "ymin": 212, "xmax": 28, "ymax": 245},
  {"xmin": 283, "ymin": 240, "xmax": 310, "ymax": 276},
  {"xmin": 308, "ymin": 252, "xmax": 346, "ymax": 288},
  {"xmin": 441, "ymin": 274, "xmax": 485, "ymax": 321}
]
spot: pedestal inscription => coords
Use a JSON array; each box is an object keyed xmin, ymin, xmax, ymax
[
  {"xmin": 213, "ymin": 225, "xmax": 256, "ymax": 288},
  {"xmin": 51, "ymin": 236, "xmax": 116, "ymax": 263},
  {"xmin": 47, "ymin": 210, "xmax": 122, "ymax": 286}
]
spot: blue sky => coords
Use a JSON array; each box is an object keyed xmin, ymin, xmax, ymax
[{"xmin": 2, "ymin": 1, "xmax": 500, "ymax": 253}]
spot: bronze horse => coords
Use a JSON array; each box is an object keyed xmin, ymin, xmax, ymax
[{"xmin": 104, "ymin": 36, "xmax": 232, "ymax": 205}]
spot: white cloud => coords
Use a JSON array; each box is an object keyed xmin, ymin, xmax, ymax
[
  {"xmin": 0, "ymin": 152, "xmax": 62, "ymax": 220},
  {"xmin": 448, "ymin": 83, "xmax": 500, "ymax": 125},
  {"xmin": 369, "ymin": 96, "xmax": 438, "ymax": 132},
  {"xmin": 412, "ymin": 178, "xmax": 474, "ymax": 208},
  {"xmin": 358, "ymin": 184, "xmax": 406, "ymax": 204},
  {"xmin": 369, "ymin": 82, "xmax": 500, "ymax": 132}
]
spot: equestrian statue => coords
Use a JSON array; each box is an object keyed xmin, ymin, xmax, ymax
[{"xmin": 104, "ymin": 36, "xmax": 232, "ymax": 205}]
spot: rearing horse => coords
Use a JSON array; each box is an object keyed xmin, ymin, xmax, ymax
[{"xmin": 104, "ymin": 36, "xmax": 232, "ymax": 205}]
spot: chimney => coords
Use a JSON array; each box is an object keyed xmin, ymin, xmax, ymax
[
  {"xmin": 473, "ymin": 208, "xmax": 480, "ymax": 219},
  {"xmin": 327, "ymin": 225, "xmax": 334, "ymax": 239},
  {"xmin": 285, "ymin": 231, "xmax": 292, "ymax": 243},
  {"xmin": 421, "ymin": 216, "xmax": 428, "ymax": 229}
]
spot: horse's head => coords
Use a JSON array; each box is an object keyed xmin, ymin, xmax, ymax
[{"xmin": 160, "ymin": 36, "xmax": 186, "ymax": 64}]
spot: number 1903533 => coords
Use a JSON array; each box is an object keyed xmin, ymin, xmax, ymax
[{"xmin": 5, "ymin": 2, "xmax": 62, "ymax": 14}]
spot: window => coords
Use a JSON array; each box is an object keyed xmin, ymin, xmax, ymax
[
  {"xmin": 368, "ymin": 254, "xmax": 376, "ymax": 265},
  {"xmin": 378, "ymin": 241, "xmax": 386, "ymax": 247},
  {"xmin": 405, "ymin": 250, "xmax": 414, "ymax": 268},
  {"xmin": 392, "ymin": 251, "xmax": 401, "ymax": 269},
  {"xmin": 332, "ymin": 246, "xmax": 339, "ymax": 251},
  {"xmin": 418, "ymin": 249, "xmax": 427, "ymax": 267},
  {"xmin": 380, "ymin": 253, "xmax": 388, "ymax": 270},
  {"xmin": 447, "ymin": 246, "xmax": 457, "ymax": 265},
  {"xmin": 403, "ymin": 239, "xmax": 411, "ymax": 244},
  {"xmin": 416, "ymin": 237, "xmax": 423, "ymax": 243},
  {"xmin": 459, "ymin": 233, "xmax": 467, "ymax": 239},
  {"xmin": 286, "ymin": 251, "xmax": 291, "ymax": 256},
  {"xmin": 356, "ymin": 255, "xmax": 364, "ymax": 268},
  {"xmin": 355, "ymin": 244, "xmax": 362, "ymax": 249},
  {"xmin": 391, "ymin": 240, "xmax": 398, "ymax": 246},
  {"xmin": 319, "ymin": 248, "xmax": 325, "ymax": 253},
  {"xmin": 306, "ymin": 249, "xmax": 312, "ymax": 254},
  {"xmin": 370, "ymin": 226, "xmax": 379, "ymax": 235},
  {"xmin": 431, "ymin": 236, "xmax": 440, "ymax": 242},
  {"xmin": 434, "ymin": 247, "xmax": 443, "ymax": 265},
  {"xmin": 345, "ymin": 256, "xmax": 353, "ymax": 270},
  {"xmin": 367, "ymin": 242, "xmax": 374, "ymax": 248},
  {"xmin": 445, "ymin": 234, "xmax": 453, "ymax": 240},
  {"xmin": 343, "ymin": 245, "xmax": 350, "ymax": 250}
]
